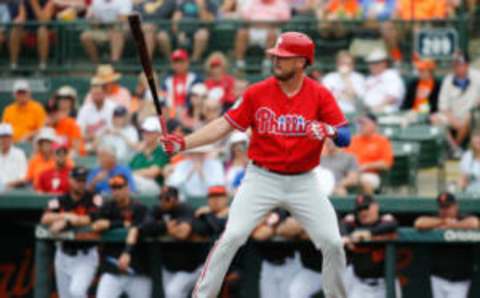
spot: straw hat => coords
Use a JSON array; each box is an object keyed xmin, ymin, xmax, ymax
[{"xmin": 91, "ymin": 64, "xmax": 121, "ymax": 85}]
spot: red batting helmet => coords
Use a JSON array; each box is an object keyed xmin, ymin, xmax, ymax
[{"xmin": 266, "ymin": 32, "xmax": 315, "ymax": 65}]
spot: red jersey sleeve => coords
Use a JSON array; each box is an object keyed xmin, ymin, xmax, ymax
[
  {"xmin": 224, "ymin": 89, "xmax": 253, "ymax": 132},
  {"xmin": 317, "ymin": 86, "xmax": 348, "ymax": 127}
]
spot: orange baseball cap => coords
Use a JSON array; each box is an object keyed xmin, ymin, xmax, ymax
[
  {"xmin": 208, "ymin": 185, "xmax": 227, "ymax": 197},
  {"xmin": 415, "ymin": 59, "xmax": 436, "ymax": 71}
]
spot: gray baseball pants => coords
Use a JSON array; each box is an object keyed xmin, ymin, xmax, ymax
[{"xmin": 192, "ymin": 163, "xmax": 347, "ymax": 298}]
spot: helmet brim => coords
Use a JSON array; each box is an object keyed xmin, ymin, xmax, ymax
[{"xmin": 266, "ymin": 47, "xmax": 299, "ymax": 58}]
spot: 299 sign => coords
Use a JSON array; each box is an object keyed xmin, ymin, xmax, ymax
[{"xmin": 415, "ymin": 28, "xmax": 458, "ymax": 59}]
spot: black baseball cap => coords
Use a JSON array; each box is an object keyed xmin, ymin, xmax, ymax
[
  {"xmin": 113, "ymin": 106, "xmax": 128, "ymax": 117},
  {"xmin": 70, "ymin": 166, "xmax": 89, "ymax": 181},
  {"xmin": 160, "ymin": 186, "xmax": 179, "ymax": 200},
  {"xmin": 437, "ymin": 192, "xmax": 456, "ymax": 208},
  {"xmin": 355, "ymin": 194, "xmax": 376, "ymax": 211}
]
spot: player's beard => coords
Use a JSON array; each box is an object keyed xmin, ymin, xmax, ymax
[{"xmin": 273, "ymin": 68, "xmax": 296, "ymax": 81}]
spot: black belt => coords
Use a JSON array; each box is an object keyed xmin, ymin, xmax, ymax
[
  {"xmin": 252, "ymin": 161, "xmax": 308, "ymax": 176},
  {"xmin": 359, "ymin": 278, "xmax": 382, "ymax": 287},
  {"xmin": 61, "ymin": 246, "xmax": 91, "ymax": 257}
]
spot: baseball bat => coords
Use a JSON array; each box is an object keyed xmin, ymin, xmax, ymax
[{"xmin": 127, "ymin": 13, "xmax": 168, "ymax": 135}]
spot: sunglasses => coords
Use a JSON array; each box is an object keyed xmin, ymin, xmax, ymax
[{"xmin": 110, "ymin": 184, "xmax": 126, "ymax": 190}]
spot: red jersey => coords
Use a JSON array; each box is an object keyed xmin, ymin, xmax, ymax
[
  {"xmin": 205, "ymin": 75, "xmax": 236, "ymax": 105},
  {"xmin": 37, "ymin": 166, "xmax": 72, "ymax": 195},
  {"xmin": 225, "ymin": 76, "xmax": 347, "ymax": 173}
]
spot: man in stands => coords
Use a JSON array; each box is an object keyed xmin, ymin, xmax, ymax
[
  {"xmin": 81, "ymin": 0, "xmax": 132, "ymax": 63},
  {"xmin": 0, "ymin": 123, "xmax": 28, "ymax": 191},
  {"xmin": 345, "ymin": 114, "xmax": 393, "ymax": 194},
  {"xmin": 2, "ymin": 79, "xmax": 46, "ymax": 143}
]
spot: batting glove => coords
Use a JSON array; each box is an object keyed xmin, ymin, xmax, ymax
[
  {"xmin": 305, "ymin": 121, "xmax": 336, "ymax": 141},
  {"xmin": 160, "ymin": 134, "xmax": 186, "ymax": 155}
]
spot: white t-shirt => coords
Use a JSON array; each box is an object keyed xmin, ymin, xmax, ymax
[
  {"xmin": 323, "ymin": 71, "xmax": 366, "ymax": 114},
  {"xmin": 90, "ymin": 0, "xmax": 132, "ymax": 23},
  {"xmin": 76, "ymin": 100, "xmax": 117, "ymax": 137},
  {"xmin": 364, "ymin": 69, "xmax": 405, "ymax": 113},
  {"xmin": 102, "ymin": 125, "xmax": 139, "ymax": 163},
  {"xmin": 0, "ymin": 146, "xmax": 27, "ymax": 186},
  {"xmin": 167, "ymin": 158, "xmax": 225, "ymax": 199}
]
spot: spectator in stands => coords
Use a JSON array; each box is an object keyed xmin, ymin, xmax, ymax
[
  {"xmin": 431, "ymin": 53, "xmax": 480, "ymax": 157},
  {"xmin": 218, "ymin": 0, "xmax": 239, "ymax": 19},
  {"xmin": 322, "ymin": 139, "xmax": 359, "ymax": 196},
  {"xmin": 36, "ymin": 142, "xmax": 72, "ymax": 194},
  {"xmin": 0, "ymin": 123, "xmax": 27, "ymax": 191},
  {"xmin": 8, "ymin": 0, "xmax": 54, "ymax": 71},
  {"xmin": 91, "ymin": 174, "xmax": 151, "ymax": 298},
  {"xmin": 53, "ymin": 0, "xmax": 89, "ymax": 20},
  {"xmin": 133, "ymin": 0, "xmax": 176, "ymax": 59},
  {"xmin": 204, "ymin": 52, "xmax": 237, "ymax": 109},
  {"xmin": 142, "ymin": 186, "xmax": 203, "ymax": 298},
  {"xmin": 459, "ymin": 130, "xmax": 480, "ymax": 194},
  {"xmin": 345, "ymin": 114, "xmax": 394, "ymax": 194},
  {"xmin": 0, "ymin": 4, "xmax": 10, "ymax": 53},
  {"xmin": 100, "ymin": 106, "xmax": 139, "ymax": 163},
  {"xmin": 87, "ymin": 142, "xmax": 137, "ymax": 194},
  {"xmin": 77, "ymin": 83, "xmax": 117, "ymax": 153},
  {"xmin": 130, "ymin": 116, "xmax": 170, "ymax": 195},
  {"xmin": 47, "ymin": 99, "xmax": 85, "ymax": 157},
  {"xmin": 132, "ymin": 71, "xmax": 160, "ymax": 129},
  {"xmin": 415, "ymin": 192, "xmax": 478, "ymax": 298},
  {"xmin": 172, "ymin": 0, "xmax": 216, "ymax": 62},
  {"xmin": 80, "ymin": 0, "xmax": 132, "ymax": 63},
  {"xmin": 342, "ymin": 194, "xmax": 400, "ymax": 297},
  {"xmin": 225, "ymin": 132, "xmax": 249, "ymax": 195},
  {"xmin": 401, "ymin": 59, "xmax": 440, "ymax": 114},
  {"xmin": 289, "ymin": 0, "xmax": 317, "ymax": 16},
  {"xmin": 85, "ymin": 65, "xmax": 132, "ymax": 110},
  {"xmin": 27, "ymin": 127, "xmax": 73, "ymax": 188},
  {"xmin": 234, "ymin": 0, "xmax": 291, "ymax": 72},
  {"xmin": 316, "ymin": 0, "xmax": 361, "ymax": 38},
  {"xmin": 161, "ymin": 49, "xmax": 202, "ymax": 118},
  {"xmin": 323, "ymin": 51, "xmax": 366, "ymax": 114},
  {"xmin": 203, "ymin": 97, "xmax": 223, "ymax": 123},
  {"xmin": 252, "ymin": 209, "xmax": 302, "ymax": 298},
  {"xmin": 167, "ymin": 145, "xmax": 224, "ymax": 199},
  {"xmin": 2, "ymin": 79, "xmax": 47, "ymax": 143},
  {"xmin": 181, "ymin": 83, "xmax": 207, "ymax": 130},
  {"xmin": 53, "ymin": 85, "xmax": 79, "ymax": 117},
  {"xmin": 364, "ymin": 49, "xmax": 405, "ymax": 113}
]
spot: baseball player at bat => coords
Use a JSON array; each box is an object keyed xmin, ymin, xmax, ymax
[
  {"xmin": 40, "ymin": 166, "xmax": 101, "ymax": 298},
  {"xmin": 160, "ymin": 31, "xmax": 351, "ymax": 298}
]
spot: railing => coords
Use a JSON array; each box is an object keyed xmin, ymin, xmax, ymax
[
  {"xmin": 33, "ymin": 226, "xmax": 480, "ymax": 298},
  {"xmin": 0, "ymin": 16, "xmax": 471, "ymax": 74}
]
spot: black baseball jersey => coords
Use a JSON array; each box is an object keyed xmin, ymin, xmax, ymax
[
  {"xmin": 95, "ymin": 199, "xmax": 149, "ymax": 275},
  {"xmin": 192, "ymin": 211, "xmax": 227, "ymax": 239},
  {"xmin": 431, "ymin": 214, "xmax": 474, "ymax": 281},
  {"xmin": 298, "ymin": 241, "xmax": 323, "ymax": 273},
  {"xmin": 144, "ymin": 203, "xmax": 207, "ymax": 272},
  {"xmin": 46, "ymin": 192, "xmax": 101, "ymax": 251},
  {"xmin": 342, "ymin": 213, "xmax": 398, "ymax": 279},
  {"xmin": 254, "ymin": 210, "xmax": 296, "ymax": 264}
]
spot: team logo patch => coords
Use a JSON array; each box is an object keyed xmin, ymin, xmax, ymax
[{"xmin": 255, "ymin": 107, "xmax": 310, "ymax": 136}]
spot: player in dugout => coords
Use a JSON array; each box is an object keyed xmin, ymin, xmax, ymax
[
  {"xmin": 341, "ymin": 194, "xmax": 400, "ymax": 298},
  {"xmin": 91, "ymin": 174, "xmax": 151, "ymax": 298},
  {"xmin": 415, "ymin": 192, "xmax": 479, "ymax": 298},
  {"xmin": 41, "ymin": 166, "xmax": 101, "ymax": 298}
]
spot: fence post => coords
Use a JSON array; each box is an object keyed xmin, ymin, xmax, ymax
[
  {"xmin": 34, "ymin": 239, "xmax": 52, "ymax": 298},
  {"xmin": 385, "ymin": 243, "xmax": 397, "ymax": 298}
]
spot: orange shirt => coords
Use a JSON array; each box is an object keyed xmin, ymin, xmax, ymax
[
  {"xmin": 26, "ymin": 153, "xmax": 74, "ymax": 188},
  {"xmin": 326, "ymin": 0, "xmax": 361, "ymax": 17},
  {"xmin": 54, "ymin": 117, "xmax": 86, "ymax": 156},
  {"xmin": 345, "ymin": 133, "xmax": 393, "ymax": 171},
  {"xmin": 396, "ymin": 0, "xmax": 448, "ymax": 20},
  {"xmin": 413, "ymin": 79, "xmax": 434, "ymax": 113},
  {"xmin": 2, "ymin": 99, "xmax": 47, "ymax": 142}
]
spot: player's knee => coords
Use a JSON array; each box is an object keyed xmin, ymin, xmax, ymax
[
  {"xmin": 69, "ymin": 283, "xmax": 89, "ymax": 298},
  {"xmin": 165, "ymin": 283, "xmax": 185, "ymax": 298},
  {"xmin": 321, "ymin": 237, "xmax": 344, "ymax": 256}
]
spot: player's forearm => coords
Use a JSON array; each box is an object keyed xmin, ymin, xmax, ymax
[
  {"xmin": 126, "ymin": 227, "xmax": 139, "ymax": 246},
  {"xmin": 184, "ymin": 117, "xmax": 234, "ymax": 150},
  {"xmin": 414, "ymin": 217, "xmax": 444, "ymax": 230},
  {"xmin": 41, "ymin": 212, "xmax": 64, "ymax": 225},
  {"xmin": 445, "ymin": 217, "xmax": 480, "ymax": 230}
]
